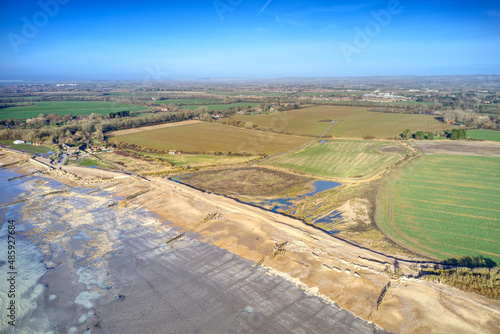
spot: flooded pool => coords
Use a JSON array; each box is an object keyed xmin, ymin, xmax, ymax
[{"xmin": 250, "ymin": 180, "xmax": 341, "ymax": 214}]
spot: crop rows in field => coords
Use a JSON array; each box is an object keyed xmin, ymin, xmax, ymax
[
  {"xmin": 379, "ymin": 155, "xmax": 500, "ymax": 263},
  {"xmin": 110, "ymin": 122, "xmax": 310, "ymax": 155},
  {"xmin": 264, "ymin": 139, "xmax": 407, "ymax": 178},
  {"xmin": 0, "ymin": 101, "xmax": 148, "ymax": 119}
]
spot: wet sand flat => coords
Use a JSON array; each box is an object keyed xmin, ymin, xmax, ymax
[{"xmin": 0, "ymin": 171, "xmax": 383, "ymax": 333}]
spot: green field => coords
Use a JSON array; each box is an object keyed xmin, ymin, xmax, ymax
[
  {"xmin": 479, "ymin": 104, "xmax": 500, "ymax": 114},
  {"xmin": 154, "ymin": 99, "xmax": 221, "ymax": 105},
  {"xmin": 264, "ymin": 139, "xmax": 407, "ymax": 178},
  {"xmin": 378, "ymin": 155, "xmax": 500, "ymax": 263},
  {"xmin": 0, "ymin": 140, "xmax": 52, "ymax": 153},
  {"xmin": 180, "ymin": 102, "xmax": 259, "ymax": 111},
  {"xmin": 467, "ymin": 130, "xmax": 500, "ymax": 142},
  {"xmin": 69, "ymin": 158, "xmax": 109, "ymax": 167},
  {"xmin": 0, "ymin": 96, "xmax": 43, "ymax": 101},
  {"xmin": 0, "ymin": 101, "xmax": 149, "ymax": 119},
  {"xmin": 110, "ymin": 122, "xmax": 310, "ymax": 155}
]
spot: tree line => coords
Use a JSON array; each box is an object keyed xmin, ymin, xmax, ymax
[{"xmin": 0, "ymin": 110, "xmax": 200, "ymax": 147}]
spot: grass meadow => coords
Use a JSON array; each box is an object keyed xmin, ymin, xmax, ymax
[
  {"xmin": 264, "ymin": 139, "xmax": 407, "ymax": 178},
  {"xmin": 377, "ymin": 155, "xmax": 500, "ymax": 263},
  {"xmin": 467, "ymin": 129, "xmax": 500, "ymax": 142},
  {"xmin": 0, "ymin": 140, "xmax": 52, "ymax": 153},
  {"xmin": 0, "ymin": 101, "xmax": 148, "ymax": 119}
]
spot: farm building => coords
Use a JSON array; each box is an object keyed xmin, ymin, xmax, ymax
[{"xmin": 67, "ymin": 147, "xmax": 79, "ymax": 155}]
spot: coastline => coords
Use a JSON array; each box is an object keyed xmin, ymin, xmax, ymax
[
  {"xmin": 1, "ymin": 149, "xmax": 499, "ymax": 333},
  {"xmin": 0, "ymin": 157, "xmax": 386, "ymax": 333}
]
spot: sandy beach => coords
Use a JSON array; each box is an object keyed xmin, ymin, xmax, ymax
[{"xmin": 1, "ymin": 149, "xmax": 499, "ymax": 333}]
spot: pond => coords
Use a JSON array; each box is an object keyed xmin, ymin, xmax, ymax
[
  {"xmin": 171, "ymin": 177, "xmax": 344, "ymax": 235},
  {"xmin": 250, "ymin": 180, "xmax": 341, "ymax": 215}
]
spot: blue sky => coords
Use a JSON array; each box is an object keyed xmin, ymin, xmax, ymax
[{"xmin": 1, "ymin": 0, "xmax": 499, "ymax": 80}]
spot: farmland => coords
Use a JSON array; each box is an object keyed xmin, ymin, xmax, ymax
[
  {"xmin": 158, "ymin": 153, "xmax": 256, "ymax": 167},
  {"xmin": 377, "ymin": 155, "xmax": 500, "ymax": 263},
  {"xmin": 263, "ymin": 139, "xmax": 408, "ymax": 179},
  {"xmin": 328, "ymin": 112, "xmax": 454, "ymax": 138},
  {"xmin": 230, "ymin": 105, "xmax": 371, "ymax": 136},
  {"xmin": 0, "ymin": 101, "xmax": 148, "ymax": 119},
  {"xmin": 467, "ymin": 129, "xmax": 500, "ymax": 142},
  {"xmin": 154, "ymin": 99, "xmax": 221, "ymax": 105},
  {"xmin": 180, "ymin": 102, "xmax": 259, "ymax": 111},
  {"xmin": 0, "ymin": 140, "xmax": 52, "ymax": 153},
  {"xmin": 206, "ymin": 90, "xmax": 288, "ymax": 97},
  {"xmin": 231, "ymin": 105, "xmax": 454, "ymax": 138},
  {"xmin": 110, "ymin": 122, "xmax": 310, "ymax": 155}
]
